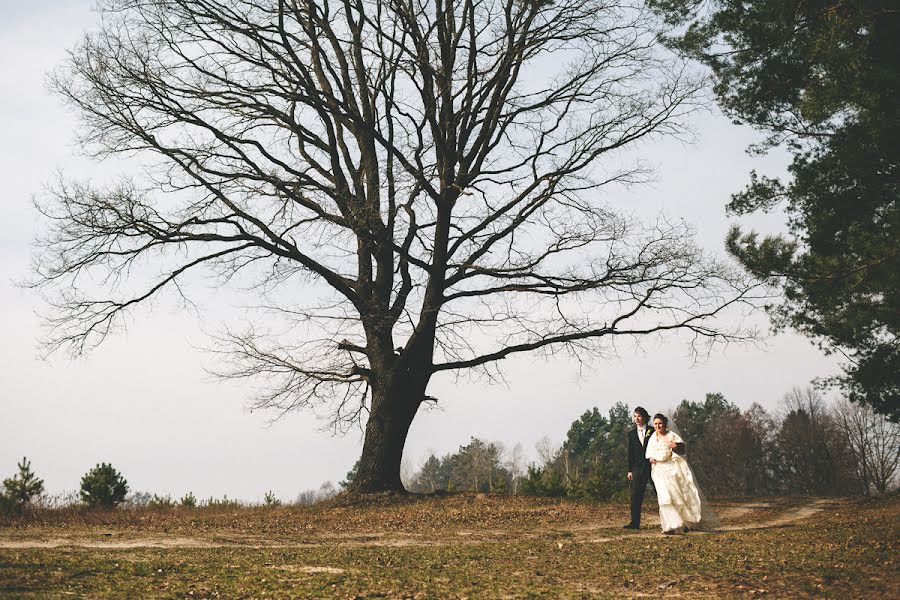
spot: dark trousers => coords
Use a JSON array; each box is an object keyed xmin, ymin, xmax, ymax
[{"xmin": 629, "ymin": 469, "xmax": 652, "ymax": 525}]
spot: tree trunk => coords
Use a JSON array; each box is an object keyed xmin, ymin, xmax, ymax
[{"xmin": 351, "ymin": 377, "xmax": 424, "ymax": 493}]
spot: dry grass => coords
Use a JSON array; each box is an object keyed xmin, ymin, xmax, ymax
[{"xmin": 0, "ymin": 493, "xmax": 897, "ymax": 598}]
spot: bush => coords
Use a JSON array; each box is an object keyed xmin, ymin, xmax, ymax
[
  {"xmin": 294, "ymin": 481, "xmax": 339, "ymax": 505},
  {"xmin": 519, "ymin": 465, "xmax": 566, "ymax": 497},
  {"xmin": 80, "ymin": 463, "xmax": 128, "ymax": 508},
  {"xmin": 147, "ymin": 494, "xmax": 175, "ymax": 509},
  {"xmin": 123, "ymin": 491, "xmax": 152, "ymax": 508},
  {"xmin": 202, "ymin": 495, "xmax": 241, "ymax": 509},
  {"xmin": 263, "ymin": 491, "xmax": 281, "ymax": 507},
  {"xmin": 1, "ymin": 457, "xmax": 45, "ymax": 514},
  {"xmin": 180, "ymin": 492, "xmax": 197, "ymax": 508},
  {"xmin": 0, "ymin": 494, "xmax": 14, "ymax": 516}
]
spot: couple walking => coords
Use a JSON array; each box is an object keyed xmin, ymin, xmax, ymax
[{"xmin": 624, "ymin": 406, "xmax": 719, "ymax": 534}]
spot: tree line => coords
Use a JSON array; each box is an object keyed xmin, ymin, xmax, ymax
[
  {"xmin": 6, "ymin": 384, "xmax": 895, "ymax": 516},
  {"xmin": 0, "ymin": 459, "xmax": 337, "ymax": 515},
  {"xmin": 387, "ymin": 388, "xmax": 899, "ymax": 498}
]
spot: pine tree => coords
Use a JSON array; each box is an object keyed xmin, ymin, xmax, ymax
[
  {"xmin": 1, "ymin": 457, "xmax": 45, "ymax": 511},
  {"xmin": 79, "ymin": 463, "xmax": 128, "ymax": 508}
]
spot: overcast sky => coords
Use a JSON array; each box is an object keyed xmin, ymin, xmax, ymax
[{"xmin": 0, "ymin": 1, "xmax": 842, "ymax": 502}]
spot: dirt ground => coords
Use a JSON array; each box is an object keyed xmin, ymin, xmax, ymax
[
  {"xmin": 0, "ymin": 494, "xmax": 897, "ymax": 598},
  {"xmin": 0, "ymin": 496, "xmax": 834, "ymax": 550}
]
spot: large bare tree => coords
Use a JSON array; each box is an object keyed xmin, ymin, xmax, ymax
[{"xmin": 34, "ymin": 0, "xmax": 756, "ymax": 492}]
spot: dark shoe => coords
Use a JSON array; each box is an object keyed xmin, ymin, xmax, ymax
[{"xmin": 623, "ymin": 523, "xmax": 639, "ymax": 529}]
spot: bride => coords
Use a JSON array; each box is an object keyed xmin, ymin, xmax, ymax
[{"xmin": 645, "ymin": 413, "xmax": 720, "ymax": 534}]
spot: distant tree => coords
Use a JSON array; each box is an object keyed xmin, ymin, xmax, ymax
[
  {"xmin": 563, "ymin": 408, "xmax": 608, "ymax": 483},
  {"xmin": 318, "ymin": 481, "xmax": 338, "ymax": 501},
  {"xmin": 406, "ymin": 439, "xmax": 514, "ymax": 493},
  {"xmin": 738, "ymin": 403, "xmax": 779, "ymax": 494},
  {"xmin": 1, "ymin": 457, "xmax": 45, "ymax": 512},
  {"xmin": 179, "ymin": 492, "xmax": 197, "ymax": 508},
  {"xmin": 672, "ymin": 393, "xmax": 742, "ymax": 491},
  {"xmin": 293, "ymin": 481, "xmax": 338, "ymax": 505},
  {"xmin": 410, "ymin": 454, "xmax": 446, "ymax": 494},
  {"xmin": 696, "ymin": 403, "xmax": 779, "ymax": 496},
  {"xmin": 505, "ymin": 443, "xmax": 527, "ymax": 495},
  {"xmin": 294, "ymin": 489, "xmax": 320, "ymax": 506},
  {"xmin": 124, "ymin": 491, "xmax": 153, "ymax": 508},
  {"xmin": 35, "ymin": 0, "xmax": 757, "ymax": 494},
  {"xmin": 772, "ymin": 387, "xmax": 856, "ymax": 495},
  {"xmin": 339, "ymin": 459, "xmax": 361, "ymax": 490},
  {"xmin": 520, "ymin": 402, "xmax": 631, "ymax": 500},
  {"xmin": 833, "ymin": 397, "xmax": 900, "ymax": 495},
  {"xmin": 519, "ymin": 464, "xmax": 567, "ymax": 498},
  {"xmin": 450, "ymin": 438, "xmax": 510, "ymax": 493},
  {"xmin": 534, "ymin": 437, "xmax": 560, "ymax": 472},
  {"xmin": 521, "ymin": 435, "xmax": 568, "ymax": 496},
  {"xmin": 673, "ymin": 393, "xmax": 739, "ymax": 444},
  {"xmin": 650, "ymin": 0, "xmax": 900, "ymax": 420},
  {"xmin": 79, "ymin": 463, "xmax": 129, "ymax": 509}
]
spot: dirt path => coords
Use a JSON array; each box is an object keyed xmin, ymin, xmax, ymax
[{"xmin": 0, "ymin": 498, "xmax": 842, "ymax": 550}]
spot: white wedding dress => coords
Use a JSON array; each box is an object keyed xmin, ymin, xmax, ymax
[{"xmin": 645, "ymin": 431, "xmax": 719, "ymax": 532}]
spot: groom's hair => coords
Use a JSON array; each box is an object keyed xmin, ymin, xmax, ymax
[{"xmin": 633, "ymin": 406, "xmax": 650, "ymax": 420}]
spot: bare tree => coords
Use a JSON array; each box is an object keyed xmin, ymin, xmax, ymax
[
  {"xmin": 833, "ymin": 398, "xmax": 900, "ymax": 495},
  {"xmin": 774, "ymin": 386, "xmax": 857, "ymax": 495},
  {"xmin": 33, "ymin": 0, "xmax": 758, "ymax": 492},
  {"xmin": 505, "ymin": 442, "xmax": 525, "ymax": 494},
  {"xmin": 534, "ymin": 435, "xmax": 559, "ymax": 469}
]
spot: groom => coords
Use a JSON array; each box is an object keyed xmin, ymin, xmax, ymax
[{"xmin": 623, "ymin": 406, "xmax": 653, "ymax": 529}]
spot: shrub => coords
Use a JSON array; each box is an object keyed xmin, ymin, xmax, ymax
[
  {"xmin": 148, "ymin": 494, "xmax": 175, "ymax": 509},
  {"xmin": 202, "ymin": 495, "xmax": 241, "ymax": 509},
  {"xmin": 0, "ymin": 494, "xmax": 14, "ymax": 516},
  {"xmin": 33, "ymin": 491, "xmax": 80, "ymax": 510},
  {"xmin": 123, "ymin": 491, "xmax": 152, "ymax": 508},
  {"xmin": 180, "ymin": 492, "xmax": 197, "ymax": 508},
  {"xmin": 79, "ymin": 463, "xmax": 128, "ymax": 508},
  {"xmin": 339, "ymin": 459, "xmax": 360, "ymax": 489},
  {"xmin": 1, "ymin": 457, "xmax": 45, "ymax": 513},
  {"xmin": 519, "ymin": 465, "xmax": 566, "ymax": 497},
  {"xmin": 264, "ymin": 491, "xmax": 281, "ymax": 507},
  {"xmin": 293, "ymin": 481, "xmax": 339, "ymax": 505}
]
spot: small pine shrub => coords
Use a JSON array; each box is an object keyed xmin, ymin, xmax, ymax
[
  {"xmin": 264, "ymin": 491, "xmax": 281, "ymax": 507},
  {"xmin": 202, "ymin": 495, "xmax": 241, "ymax": 509},
  {"xmin": 180, "ymin": 492, "xmax": 197, "ymax": 508},
  {"xmin": 148, "ymin": 494, "xmax": 175, "ymax": 509},
  {"xmin": 80, "ymin": 463, "xmax": 128, "ymax": 509},
  {"xmin": 0, "ymin": 494, "xmax": 14, "ymax": 516},
  {"xmin": 1, "ymin": 457, "xmax": 45, "ymax": 513}
]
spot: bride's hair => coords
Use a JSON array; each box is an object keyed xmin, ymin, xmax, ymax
[{"xmin": 652, "ymin": 413, "xmax": 668, "ymax": 426}]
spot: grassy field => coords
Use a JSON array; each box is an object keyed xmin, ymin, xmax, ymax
[{"xmin": 0, "ymin": 493, "xmax": 897, "ymax": 598}]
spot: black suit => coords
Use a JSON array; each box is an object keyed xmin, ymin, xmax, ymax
[{"xmin": 627, "ymin": 425, "xmax": 653, "ymax": 526}]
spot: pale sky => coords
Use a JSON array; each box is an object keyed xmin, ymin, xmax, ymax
[{"xmin": 0, "ymin": 1, "xmax": 841, "ymax": 503}]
